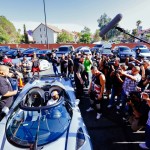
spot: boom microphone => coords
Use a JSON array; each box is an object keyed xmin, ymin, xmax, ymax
[{"xmin": 99, "ymin": 14, "xmax": 123, "ymax": 37}]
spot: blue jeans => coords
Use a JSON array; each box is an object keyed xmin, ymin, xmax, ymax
[
  {"xmin": 53, "ymin": 65, "xmax": 59, "ymax": 76},
  {"xmin": 146, "ymin": 124, "xmax": 150, "ymax": 148}
]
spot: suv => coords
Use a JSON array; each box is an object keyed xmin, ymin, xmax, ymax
[
  {"xmin": 90, "ymin": 44, "xmax": 103, "ymax": 54},
  {"xmin": 56, "ymin": 45, "xmax": 74, "ymax": 58}
]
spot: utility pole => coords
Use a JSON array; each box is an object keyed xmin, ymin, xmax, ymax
[{"xmin": 43, "ymin": 0, "xmax": 49, "ymax": 49}]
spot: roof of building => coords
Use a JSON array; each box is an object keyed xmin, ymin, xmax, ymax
[{"xmin": 33, "ymin": 23, "xmax": 62, "ymax": 33}]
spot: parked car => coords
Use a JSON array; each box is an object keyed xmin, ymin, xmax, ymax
[
  {"xmin": 0, "ymin": 46, "xmax": 11, "ymax": 60},
  {"xmin": 5, "ymin": 50, "xmax": 18, "ymax": 58},
  {"xmin": 56, "ymin": 45, "xmax": 74, "ymax": 58},
  {"xmin": 133, "ymin": 48, "xmax": 150, "ymax": 60},
  {"xmin": 22, "ymin": 48, "xmax": 39, "ymax": 57},
  {"xmin": 37, "ymin": 49, "xmax": 52, "ymax": 60},
  {"xmin": 0, "ymin": 75, "xmax": 92, "ymax": 150},
  {"xmin": 74, "ymin": 46, "xmax": 91, "ymax": 56},
  {"xmin": 132, "ymin": 45, "xmax": 148, "ymax": 50},
  {"xmin": 90, "ymin": 44, "xmax": 103, "ymax": 54},
  {"xmin": 101, "ymin": 49, "xmax": 113, "ymax": 58},
  {"xmin": 113, "ymin": 46, "xmax": 135, "ymax": 61}
]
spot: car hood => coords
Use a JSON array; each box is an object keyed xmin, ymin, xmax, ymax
[
  {"xmin": 140, "ymin": 53, "xmax": 150, "ymax": 57},
  {"xmin": 119, "ymin": 52, "xmax": 134, "ymax": 55}
]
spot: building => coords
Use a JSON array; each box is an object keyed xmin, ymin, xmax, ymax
[{"xmin": 33, "ymin": 23, "xmax": 62, "ymax": 44}]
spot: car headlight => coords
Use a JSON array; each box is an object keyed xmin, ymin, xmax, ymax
[{"xmin": 76, "ymin": 127, "xmax": 85, "ymax": 150}]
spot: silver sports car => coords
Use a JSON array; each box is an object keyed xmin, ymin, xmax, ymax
[{"xmin": 0, "ymin": 75, "xmax": 92, "ymax": 150}]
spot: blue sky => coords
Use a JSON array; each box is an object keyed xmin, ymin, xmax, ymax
[{"xmin": 0, "ymin": 0, "xmax": 150, "ymax": 33}]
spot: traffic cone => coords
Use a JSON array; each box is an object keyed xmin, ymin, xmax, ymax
[{"xmin": 18, "ymin": 78, "xmax": 24, "ymax": 88}]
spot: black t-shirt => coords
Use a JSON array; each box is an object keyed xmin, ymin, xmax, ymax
[
  {"xmin": 68, "ymin": 59, "xmax": 74, "ymax": 70},
  {"xmin": 60, "ymin": 59, "xmax": 68, "ymax": 69},
  {"xmin": 0, "ymin": 76, "xmax": 13, "ymax": 110}
]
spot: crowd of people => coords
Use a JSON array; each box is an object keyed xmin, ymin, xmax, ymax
[
  {"xmin": 0, "ymin": 49, "xmax": 150, "ymax": 149},
  {"xmin": 51, "ymin": 52, "xmax": 150, "ymax": 149}
]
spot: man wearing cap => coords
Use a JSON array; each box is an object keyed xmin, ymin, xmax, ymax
[{"xmin": 47, "ymin": 90, "xmax": 59, "ymax": 105}]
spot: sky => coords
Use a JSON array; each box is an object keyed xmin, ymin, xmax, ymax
[{"xmin": 0, "ymin": 0, "xmax": 150, "ymax": 34}]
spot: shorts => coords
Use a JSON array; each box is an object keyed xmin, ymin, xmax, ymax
[{"xmin": 32, "ymin": 67, "xmax": 40, "ymax": 72}]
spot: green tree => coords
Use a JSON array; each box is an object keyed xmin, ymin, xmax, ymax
[
  {"xmin": 79, "ymin": 33, "xmax": 91, "ymax": 43},
  {"xmin": 136, "ymin": 20, "xmax": 142, "ymax": 29},
  {"xmin": 0, "ymin": 16, "xmax": 18, "ymax": 43},
  {"xmin": 79, "ymin": 26, "xmax": 91, "ymax": 43},
  {"xmin": 23, "ymin": 24, "xmax": 29, "ymax": 44},
  {"xmin": 57, "ymin": 31, "xmax": 74, "ymax": 43}
]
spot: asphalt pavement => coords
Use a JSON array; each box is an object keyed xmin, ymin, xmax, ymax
[{"xmin": 40, "ymin": 66, "xmax": 145, "ymax": 150}]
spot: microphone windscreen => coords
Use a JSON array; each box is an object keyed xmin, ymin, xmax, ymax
[{"xmin": 99, "ymin": 14, "xmax": 123, "ymax": 37}]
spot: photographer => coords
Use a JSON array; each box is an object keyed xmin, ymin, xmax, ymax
[{"xmin": 107, "ymin": 64, "xmax": 127, "ymax": 108}]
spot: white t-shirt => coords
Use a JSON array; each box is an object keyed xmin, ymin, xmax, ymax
[{"xmin": 47, "ymin": 99, "xmax": 58, "ymax": 105}]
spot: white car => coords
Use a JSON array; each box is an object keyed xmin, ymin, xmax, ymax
[
  {"xmin": 12, "ymin": 57, "xmax": 51, "ymax": 71},
  {"xmin": 0, "ymin": 75, "xmax": 92, "ymax": 150}
]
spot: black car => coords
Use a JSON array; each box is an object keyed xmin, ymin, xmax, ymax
[
  {"xmin": 5, "ymin": 50, "xmax": 18, "ymax": 58},
  {"xmin": 36, "ymin": 49, "xmax": 52, "ymax": 60},
  {"xmin": 22, "ymin": 48, "xmax": 39, "ymax": 57}
]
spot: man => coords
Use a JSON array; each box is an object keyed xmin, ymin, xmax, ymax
[
  {"xmin": 47, "ymin": 90, "xmax": 59, "ymax": 105},
  {"xmin": 86, "ymin": 66, "xmax": 106, "ymax": 120},
  {"xmin": 74, "ymin": 57, "xmax": 85, "ymax": 99},
  {"xmin": 84, "ymin": 54, "xmax": 92, "ymax": 87},
  {"xmin": 118, "ymin": 66, "xmax": 141, "ymax": 115},
  {"xmin": 0, "ymin": 65, "xmax": 18, "ymax": 113},
  {"xmin": 20, "ymin": 57, "xmax": 32, "ymax": 83},
  {"xmin": 51, "ymin": 52, "xmax": 59, "ymax": 76}
]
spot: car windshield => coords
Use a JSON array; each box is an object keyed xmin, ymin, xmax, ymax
[
  {"xmin": 6, "ymin": 50, "xmax": 16, "ymax": 54},
  {"xmin": 94, "ymin": 44, "xmax": 102, "ymax": 48},
  {"xmin": 59, "ymin": 47, "xmax": 69, "ymax": 52},
  {"xmin": 6, "ymin": 99, "xmax": 71, "ymax": 148},
  {"xmin": 140, "ymin": 49, "xmax": 150, "ymax": 53},
  {"xmin": 102, "ymin": 50, "xmax": 111, "ymax": 53},
  {"xmin": 38, "ymin": 50, "xmax": 47, "ymax": 54},
  {"xmin": 25, "ymin": 50, "xmax": 36, "ymax": 53},
  {"xmin": 83, "ymin": 49, "xmax": 90, "ymax": 52},
  {"xmin": 120, "ymin": 47, "xmax": 131, "ymax": 52}
]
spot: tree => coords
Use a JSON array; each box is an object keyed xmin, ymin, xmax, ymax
[
  {"xmin": 79, "ymin": 26, "xmax": 92, "ymax": 43},
  {"xmin": 81, "ymin": 26, "xmax": 91, "ymax": 34},
  {"xmin": 57, "ymin": 31, "xmax": 74, "ymax": 43},
  {"xmin": 79, "ymin": 33, "xmax": 91, "ymax": 43},
  {"xmin": 92, "ymin": 29, "xmax": 101, "ymax": 42},
  {"xmin": 23, "ymin": 24, "xmax": 29, "ymax": 44},
  {"xmin": 136, "ymin": 20, "xmax": 142, "ymax": 34},
  {"xmin": 0, "ymin": 16, "xmax": 18, "ymax": 44}
]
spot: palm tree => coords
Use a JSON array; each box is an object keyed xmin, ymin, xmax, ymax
[{"xmin": 136, "ymin": 20, "xmax": 142, "ymax": 33}]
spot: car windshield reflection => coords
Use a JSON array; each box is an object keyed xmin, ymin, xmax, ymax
[{"xmin": 5, "ymin": 99, "xmax": 72, "ymax": 148}]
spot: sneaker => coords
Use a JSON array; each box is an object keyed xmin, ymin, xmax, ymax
[
  {"xmin": 86, "ymin": 107, "xmax": 94, "ymax": 112},
  {"xmin": 96, "ymin": 113, "xmax": 102, "ymax": 120},
  {"xmin": 107, "ymin": 104, "xmax": 112, "ymax": 108},
  {"xmin": 139, "ymin": 143, "xmax": 150, "ymax": 149}
]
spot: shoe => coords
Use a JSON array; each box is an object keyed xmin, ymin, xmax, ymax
[
  {"xmin": 107, "ymin": 104, "xmax": 112, "ymax": 108},
  {"xmin": 139, "ymin": 143, "xmax": 150, "ymax": 149},
  {"xmin": 96, "ymin": 113, "xmax": 102, "ymax": 120},
  {"xmin": 86, "ymin": 107, "xmax": 94, "ymax": 112}
]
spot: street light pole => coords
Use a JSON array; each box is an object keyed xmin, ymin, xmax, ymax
[{"xmin": 43, "ymin": 0, "xmax": 49, "ymax": 49}]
